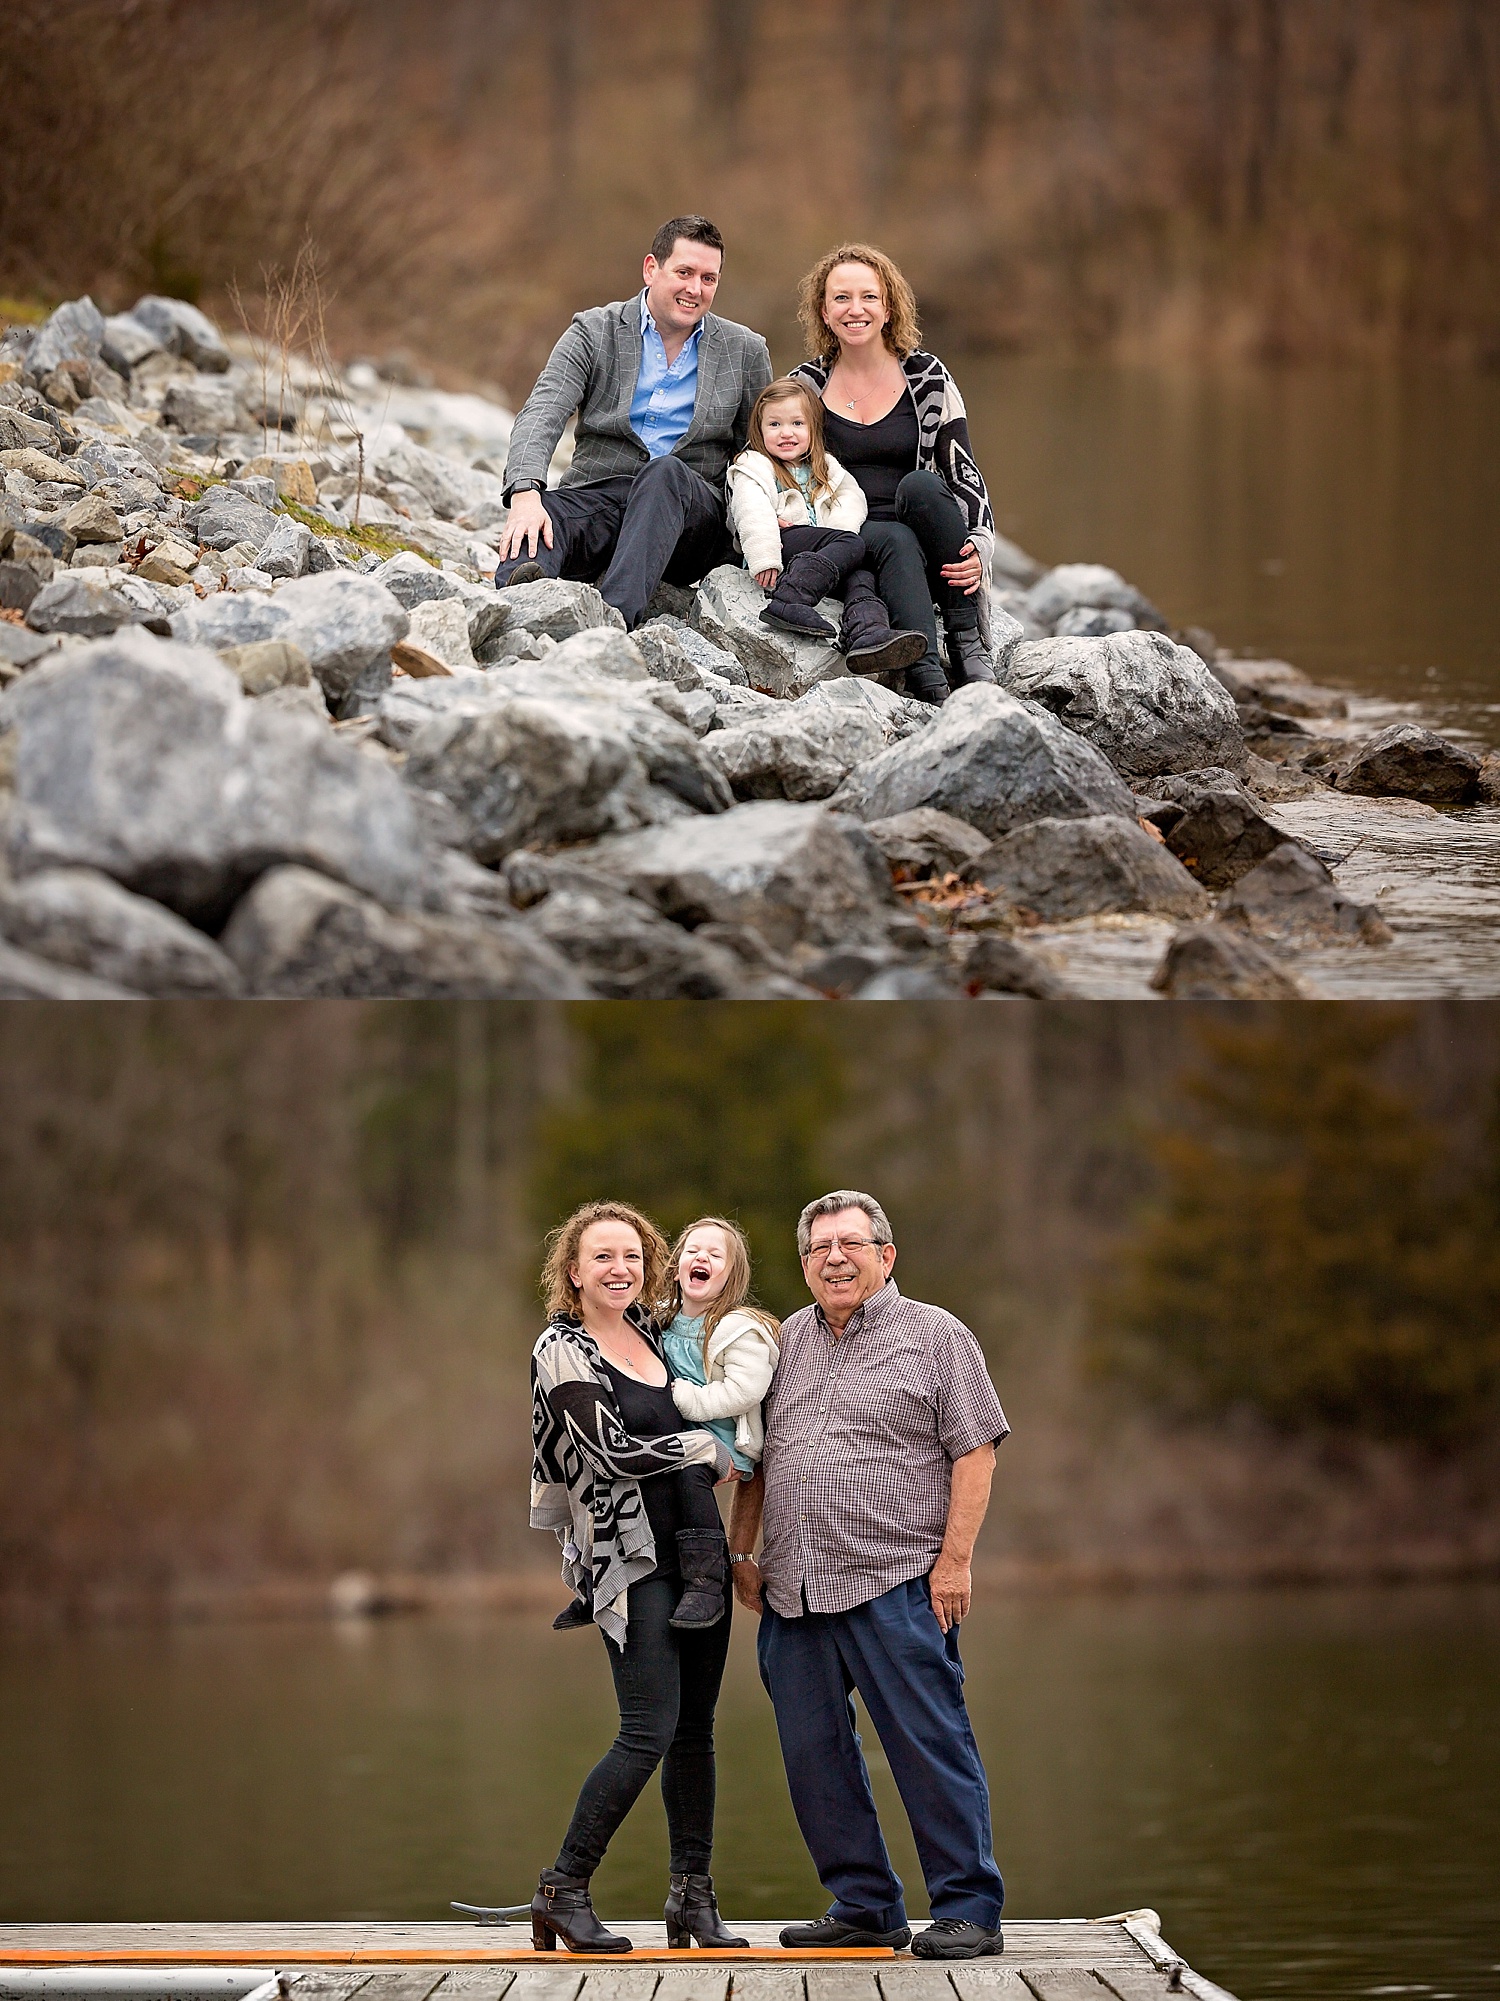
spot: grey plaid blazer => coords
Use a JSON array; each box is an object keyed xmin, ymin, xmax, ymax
[{"xmin": 502, "ymin": 296, "xmax": 772, "ymax": 502}]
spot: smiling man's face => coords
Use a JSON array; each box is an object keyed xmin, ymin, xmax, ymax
[
  {"xmin": 802, "ymin": 1206, "xmax": 896, "ymax": 1330},
  {"xmin": 643, "ymin": 237, "xmax": 722, "ymax": 337}
]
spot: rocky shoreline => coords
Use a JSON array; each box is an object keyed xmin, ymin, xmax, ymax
[{"xmin": 2, "ymin": 294, "xmax": 1496, "ymax": 1000}]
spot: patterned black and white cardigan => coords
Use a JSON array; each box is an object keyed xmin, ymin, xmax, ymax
[
  {"xmin": 789, "ymin": 348, "xmax": 996, "ymax": 580},
  {"xmin": 530, "ymin": 1306, "xmax": 731, "ymax": 1646}
]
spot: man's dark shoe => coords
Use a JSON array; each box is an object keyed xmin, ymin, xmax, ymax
[
  {"xmin": 911, "ymin": 1918, "xmax": 1005, "ymax": 1960},
  {"xmin": 500, "ymin": 559, "xmax": 545, "ymax": 588},
  {"xmin": 778, "ymin": 1915, "xmax": 913, "ymax": 1950}
]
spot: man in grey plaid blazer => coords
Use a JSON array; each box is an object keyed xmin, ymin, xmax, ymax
[{"xmin": 495, "ymin": 215, "xmax": 772, "ymax": 630}]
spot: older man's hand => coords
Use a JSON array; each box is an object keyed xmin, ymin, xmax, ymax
[
  {"xmin": 928, "ymin": 1551, "xmax": 972, "ymax": 1632},
  {"xmin": 731, "ymin": 1556, "xmax": 763, "ymax": 1615}
]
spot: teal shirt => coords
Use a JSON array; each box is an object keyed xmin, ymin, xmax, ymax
[{"xmin": 663, "ymin": 1312, "xmax": 753, "ymax": 1474}]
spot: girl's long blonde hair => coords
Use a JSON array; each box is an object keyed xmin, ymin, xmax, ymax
[
  {"xmin": 541, "ymin": 1200, "xmax": 672, "ymax": 1323},
  {"xmin": 745, "ymin": 377, "xmax": 835, "ymax": 505},
  {"xmin": 797, "ymin": 242, "xmax": 922, "ymax": 364},
  {"xmin": 669, "ymin": 1216, "xmax": 781, "ymax": 1360}
]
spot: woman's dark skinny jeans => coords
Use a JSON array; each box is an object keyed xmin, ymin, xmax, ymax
[
  {"xmin": 858, "ymin": 469, "xmax": 976, "ymax": 678},
  {"xmin": 554, "ymin": 1569, "xmax": 731, "ymax": 1879}
]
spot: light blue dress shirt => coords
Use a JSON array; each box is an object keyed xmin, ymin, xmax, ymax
[{"xmin": 629, "ymin": 291, "xmax": 702, "ymax": 460}]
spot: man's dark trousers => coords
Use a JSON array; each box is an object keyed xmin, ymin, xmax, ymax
[
  {"xmin": 494, "ymin": 456, "xmax": 731, "ymax": 630},
  {"xmin": 757, "ymin": 1576, "xmax": 1004, "ymax": 1932}
]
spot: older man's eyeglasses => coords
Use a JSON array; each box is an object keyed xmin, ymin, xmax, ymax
[{"xmin": 805, "ymin": 1235, "xmax": 883, "ymax": 1263}]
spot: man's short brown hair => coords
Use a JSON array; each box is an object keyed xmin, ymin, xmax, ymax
[{"xmin": 651, "ymin": 215, "xmax": 725, "ymax": 264}]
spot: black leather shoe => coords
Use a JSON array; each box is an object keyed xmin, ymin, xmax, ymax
[
  {"xmin": 911, "ymin": 1918, "xmax": 1005, "ymax": 1959},
  {"xmin": 499, "ymin": 559, "xmax": 545, "ymax": 588},
  {"xmin": 778, "ymin": 1914, "xmax": 913, "ymax": 1950},
  {"xmin": 531, "ymin": 1869, "xmax": 631, "ymax": 1953},
  {"xmin": 665, "ymin": 1872, "xmax": 748, "ymax": 1948}
]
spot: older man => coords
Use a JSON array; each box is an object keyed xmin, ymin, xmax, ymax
[{"xmin": 729, "ymin": 1191, "xmax": 1009, "ymax": 1960}]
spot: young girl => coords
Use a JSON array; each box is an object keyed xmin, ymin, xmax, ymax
[
  {"xmin": 551, "ymin": 1214, "xmax": 777, "ymax": 1636},
  {"xmin": 726, "ymin": 378, "xmax": 926, "ymax": 677},
  {"xmin": 661, "ymin": 1217, "xmax": 779, "ymax": 1484}
]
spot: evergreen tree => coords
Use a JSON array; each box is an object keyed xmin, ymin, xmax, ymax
[
  {"xmin": 531, "ymin": 1004, "xmax": 845, "ymax": 1318},
  {"xmin": 1097, "ymin": 1011, "xmax": 1500, "ymax": 1442}
]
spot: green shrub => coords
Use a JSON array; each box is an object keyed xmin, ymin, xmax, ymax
[{"xmin": 1094, "ymin": 1013, "xmax": 1500, "ymax": 1442}]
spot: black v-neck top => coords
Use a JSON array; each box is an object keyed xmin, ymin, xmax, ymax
[
  {"xmin": 602, "ymin": 1360, "xmax": 684, "ymax": 1569},
  {"xmin": 821, "ymin": 394, "xmax": 920, "ymax": 519}
]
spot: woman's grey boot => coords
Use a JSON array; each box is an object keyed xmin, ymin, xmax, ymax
[{"xmin": 942, "ymin": 605, "xmax": 996, "ymax": 687}]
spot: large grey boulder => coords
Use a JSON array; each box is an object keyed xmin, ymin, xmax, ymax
[
  {"xmin": 400, "ymin": 682, "xmax": 725, "ymax": 864},
  {"xmin": 691, "ymin": 565, "xmax": 847, "ymax": 698},
  {"xmin": 701, "ymin": 677, "xmax": 916, "ymax": 804},
  {"xmin": 1151, "ymin": 922, "xmax": 1306, "ymax": 999},
  {"xmin": 969, "ymin": 815, "xmax": 1211, "ymax": 921},
  {"xmin": 864, "ymin": 808, "xmax": 992, "ymax": 879},
  {"xmin": 581, "ymin": 800, "xmax": 897, "ymax": 952},
  {"xmin": 255, "ymin": 514, "xmax": 311, "ymax": 580},
  {"xmin": 162, "ymin": 379, "xmax": 242, "ymax": 435},
  {"xmin": 959, "ymin": 933, "xmax": 1069, "ymax": 997},
  {"xmin": 223, "ymin": 865, "xmax": 588, "ymax": 997},
  {"xmin": 639, "ymin": 612, "xmax": 749, "ymax": 686},
  {"xmin": 373, "ymin": 551, "xmax": 508, "ymax": 658},
  {"xmin": 177, "ymin": 572, "xmax": 408, "ymax": 712},
  {"xmin": 833, "ymin": 683, "xmax": 1137, "ymax": 837},
  {"xmin": 100, "ymin": 313, "xmax": 165, "ymax": 374},
  {"xmin": 1158, "ymin": 786, "xmax": 1288, "ymax": 889},
  {"xmin": 187, "ymin": 489, "xmax": 279, "ymax": 552},
  {"xmin": 129, "ymin": 296, "xmax": 231, "ymax": 371},
  {"xmin": 372, "ymin": 437, "xmax": 508, "ymax": 523},
  {"xmin": 1024, "ymin": 562, "xmax": 1165, "ymax": 632},
  {"xmin": 2, "ymin": 631, "xmax": 428, "ymax": 926},
  {"xmin": 487, "ymin": 577, "xmax": 624, "ymax": 644},
  {"xmin": 25, "ymin": 574, "xmax": 154, "ymax": 637},
  {"xmin": 0, "ymin": 867, "xmax": 243, "ymax": 996},
  {"xmin": 1218, "ymin": 843, "xmax": 1393, "ymax": 945},
  {"xmin": 1003, "ymin": 630, "xmax": 1247, "ymax": 780},
  {"xmin": 0, "ymin": 936, "xmax": 141, "ymax": 999},
  {"xmin": 511, "ymin": 859, "xmax": 756, "ymax": 998},
  {"xmin": 1332, "ymin": 723, "xmax": 1482, "ymax": 806},
  {"xmin": 28, "ymin": 297, "xmax": 105, "ymax": 380}
]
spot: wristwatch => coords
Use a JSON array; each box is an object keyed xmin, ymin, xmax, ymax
[
  {"xmin": 729, "ymin": 1553, "xmax": 757, "ymax": 1565},
  {"xmin": 508, "ymin": 479, "xmax": 545, "ymax": 495}
]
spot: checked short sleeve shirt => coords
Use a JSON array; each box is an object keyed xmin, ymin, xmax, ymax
[{"xmin": 759, "ymin": 1279, "xmax": 1009, "ymax": 1619}]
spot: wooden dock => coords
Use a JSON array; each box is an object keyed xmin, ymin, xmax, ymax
[{"xmin": 0, "ymin": 1921, "xmax": 1236, "ymax": 2001}]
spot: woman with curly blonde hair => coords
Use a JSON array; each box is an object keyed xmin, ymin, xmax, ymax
[
  {"xmin": 791, "ymin": 243, "xmax": 999, "ymax": 705},
  {"xmin": 521, "ymin": 1200, "xmax": 747, "ymax": 1956}
]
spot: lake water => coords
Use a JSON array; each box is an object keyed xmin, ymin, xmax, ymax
[
  {"xmin": 961, "ymin": 360, "xmax": 1500, "ymax": 745},
  {"xmin": 2, "ymin": 1585, "xmax": 1497, "ymax": 2001}
]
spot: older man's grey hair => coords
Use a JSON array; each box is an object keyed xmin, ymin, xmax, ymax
[{"xmin": 797, "ymin": 1191, "xmax": 894, "ymax": 1259}]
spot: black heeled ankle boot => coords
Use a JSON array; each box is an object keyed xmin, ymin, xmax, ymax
[
  {"xmin": 531, "ymin": 1869, "xmax": 631, "ymax": 1953},
  {"xmin": 668, "ymin": 1530, "xmax": 728, "ymax": 1630},
  {"xmin": 760, "ymin": 551, "xmax": 841, "ymax": 639},
  {"xmin": 664, "ymin": 1872, "xmax": 748, "ymax": 1949},
  {"xmin": 942, "ymin": 613, "xmax": 996, "ymax": 687}
]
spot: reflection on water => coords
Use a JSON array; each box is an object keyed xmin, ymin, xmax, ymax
[
  {"xmin": 2, "ymin": 1587, "xmax": 1497, "ymax": 2001},
  {"xmin": 962, "ymin": 361, "xmax": 1500, "ymax": 741}
]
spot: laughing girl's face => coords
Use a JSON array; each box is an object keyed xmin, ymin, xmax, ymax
[{"xmin": 678, "ymin": 1226, "xmax": 731, "ymax": 1311}]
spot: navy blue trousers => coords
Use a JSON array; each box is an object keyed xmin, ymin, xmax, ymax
[{"xmin": 757, "ymin": 1576, "xmax": 1004, "ymax": 1930}]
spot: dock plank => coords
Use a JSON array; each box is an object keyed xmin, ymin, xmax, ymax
[
  {"xmin": 503, "ymin": 1973, "xmax": 586, "ymax": 2001},
  {"xmin": 876, "ymin": 1972, "xmax": 956, "ymax": 2001},
  {"xmin": 435, "ymin": 1976, "xmax": 519, "ymax": 2001},
  {"xmin": 1091, "ymin": 1974, "xmax": 1182, "ymax": 2001},
  {"xmin": 1018, "ymin": 1975, "xmax": 1112, "ymax": 2001},
  {"xmin": 357, "ymin": 1976, "xmax": 449, "ymax": 2001},
  {"xmin": 652, "ymin": 1968, "xmax": 733, "ymax": 2001},
  {"xmin": 288, "ymin": 1980, "xmax": 375, "ymax": 2001},
  {"xmin": 574, "ymin": 1974, "xmax": 660, "ymax": 2001},
  {"xmin": 727, "ymin": 1973, "xmax": 805, "ymax": 2001},
  {"xmin": 804, "ymin": 1972, "xmax": 883, "ymax": 2001},
  {"xmin": 944, "ymin": 1974, "xmax": 1033, "ymax": 2001}
]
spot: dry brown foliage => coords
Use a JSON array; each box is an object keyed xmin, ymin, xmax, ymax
[{"xmin": 2, "ymin": 0, "xmax": 1498, "ymax": 396}]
